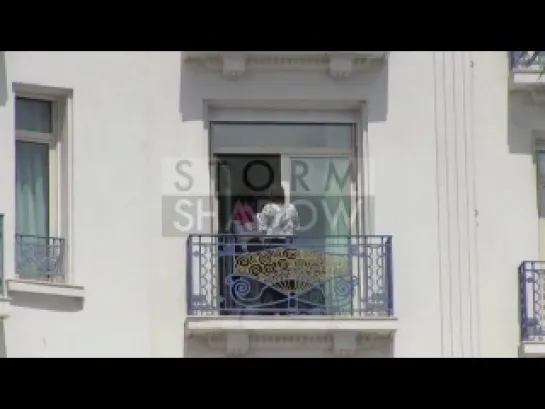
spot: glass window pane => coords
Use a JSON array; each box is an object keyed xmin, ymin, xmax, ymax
[
  {"xmin": 15, "ymin": 97, "xmax": 52, "ymax": 133},
  {"xmin": 288, "ymin": 156, "xmax": 352, "ymax": 238},
  {"xmin": 15, "ymin": 141, "xmax": 49, "ymax": 237},
  {"xmin": 211, "ymin": 123, "xmax": 353, "ymax": 150}
]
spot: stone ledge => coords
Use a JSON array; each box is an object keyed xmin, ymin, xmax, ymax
[{"xmin": 185, "ymin": 315, "xmax": 397, "ymax": 357}]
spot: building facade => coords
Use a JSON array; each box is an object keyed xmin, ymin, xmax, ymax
[{"xmin": 0, "ymin": 51, "xmax": 542, "ymax": 358}]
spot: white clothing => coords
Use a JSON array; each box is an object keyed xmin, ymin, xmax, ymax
[{"xmin": 257, "ymin": 203, "xmax": 300, "ymax": 237}]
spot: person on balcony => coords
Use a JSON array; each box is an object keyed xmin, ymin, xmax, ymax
[
  {"xmin": 257, "ymin": 185, "xmax": 300, "ymax": 249},
  {"xmin": 232, "ymin": 195, "xmax": 260, "ymax": 253},
  {"xmin": 256, "ymin": 185, "xmax": 301, "ymax": 315}
]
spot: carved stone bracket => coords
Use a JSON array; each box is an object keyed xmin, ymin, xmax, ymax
[
  {"xmin": 221, "ymin": 54, "xmax": 246, "ymax": 80},
  {"xmin": 225, "ymin": 332, "xmax": 250, "ymax": 357},
  {"xmin": 184, "ymin": 51, "xmax": 388, "ymax": 80},
  {"xmin": 332, "ymin": 332, "xmax": 358, "ymax": 357},
  {"xmin": 190, "ymin": 330, "xmax": 391, "ymax": 357}
]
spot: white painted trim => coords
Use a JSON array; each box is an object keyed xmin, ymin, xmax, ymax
[
  {"xmin": 521, "ymin": 341, "xmax": 545, "ymax": 357},
  {"xmin": 59, "ymin": 94, "xmax": 74, "ymax": 284},
  {"xmin": 13, "ymin": 82, "xmax": 73, "ymax": 99},
  {"xmin": 359, "ymin": 107, "xmax": 371, "ymax": 236},
  {"xmin": 6, "ymin": 279, "xmax": 84, "ymax": 299},
  {"xmin": 535, "ymin": 138, "xmax": 545, "ymax": 260},
  {"xmin": 186, "ymin": 315, "xmax": 398, "ymax": 335}
]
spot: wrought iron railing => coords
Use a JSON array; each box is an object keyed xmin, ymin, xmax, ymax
[
  {"xmin": 511, "ymin": 51, "xmax": 545, "ymax": 71},
  {"xmin": 520, "ymin": 261, "xmax": 545, "ymax": 341},
  {"xmin": 187, "ymin": 234, "xmax": 394, "ymax": 317},
  {"xmin": 15, "ymin": 234, "xmax": 65, "ymax": 282}
]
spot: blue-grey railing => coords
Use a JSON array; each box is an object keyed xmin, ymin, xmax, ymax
[
  {"xmin": 520, "ymin": 261, "xmax": 545, "ymax": 342},
  {"xmin": 15, "ymin": 234, "xmax": 65, "ymax": 282},
  {"xmin": 511, "ymin": 51, "xmax": 545, "ymax": 71},
  {"xmin": 186, "ymin": 234, "xmax": 394, "ymax": 317}
]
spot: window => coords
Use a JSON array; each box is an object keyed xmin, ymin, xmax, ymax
[{"xmin": 15, "ymin": 95, "xmax": 64, "ymax": 281}]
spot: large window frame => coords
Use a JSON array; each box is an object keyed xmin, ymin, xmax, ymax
[
  {"xmin": 207, "ymin": 107, "xmax": 367, "ymax": 238},
  {"xmin": 15, "ymin": 93, "xmax": 61, "ymax": 238}
]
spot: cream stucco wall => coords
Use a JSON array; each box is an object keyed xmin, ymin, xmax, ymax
[{"xmin": 0, "ymin": 51, "xmax": 537, "ymax": 357}]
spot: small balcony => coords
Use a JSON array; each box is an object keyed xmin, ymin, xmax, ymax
[
  {"xmin": 510, "ymin": 51, "xmax": 545, "ymax": 92},
  {"xmin": 14, "ymin": 234, "xmax": 65, "ymax": 283},
  {"xmin": 520, "ymin": 261, "xmax": 545, "ymax": 356},
  {"xmin": 185, "ymin": 234, "xmax": 397, "ymax": 347}
]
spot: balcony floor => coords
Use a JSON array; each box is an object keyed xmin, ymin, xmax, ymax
[
  {"xmin": 186, "ymin": 314, "xmax": 397, "ymax": 334},
  {"xmin": 521, "ymin": 341, "xmax": 545, "ymax": 357}
]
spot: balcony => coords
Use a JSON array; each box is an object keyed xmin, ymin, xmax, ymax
[
  {"xmin": 520, "ymin": 261, "xmax": 545, "ymax": 356},
  {"xmin": 510, "ymin": 51, "xmax": 545, "ymax": 93},
  {"xmin": 14, "ymin": 234, "xmax": 65, "ymax": 283},
  {"xmin": 185, "ymin": 234, "xmax": 397, "ymax": 356}
]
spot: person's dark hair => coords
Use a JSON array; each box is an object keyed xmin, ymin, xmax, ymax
[
  {"xmin": 268, "ymin": 184, "xmax": 285, "ymax": 205},
  {"xmin": 238, "ymin": 194, "xmax": 256, "ymax": 211}
]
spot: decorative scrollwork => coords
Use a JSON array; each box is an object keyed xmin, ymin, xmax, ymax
[
  {"xmin": 187, "ymin": 235, "xmax": 393, "ymax": 317},
  {"xmin": 15, "ymin": 234, "xmax": 65, "ymax": 281},
  {"xmin": 520, "ymin": 261, "xmax": 545, "ymax": 341}
]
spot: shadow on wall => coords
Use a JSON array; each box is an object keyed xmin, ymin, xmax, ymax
[
  {"xmin": 508, "ymin": 93, "xmax": 545, "ymax": 156},
  {"xmin": 179, "ymin": 53, "xmax": 390, "ymax": 125},
  {"xmin": 0, "ymin": 52, "xmax": 7, "ymax": 107},
  {"xmin": 9, "ymin": 292, "xmax": 84, "ymax": 312}
]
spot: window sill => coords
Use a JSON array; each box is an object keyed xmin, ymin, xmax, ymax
[
  {"xmin": 521, "ymin": 341, "xmax": 545, "ymax": 357},
  {"xmin": 6, "ymin": 279, "xmax": 85, "ymax": 299}
]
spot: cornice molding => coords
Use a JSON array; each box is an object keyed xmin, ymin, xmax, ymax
[{"xmin": 183, "ymin": 51, "xmax": 388, "ymax": 80}]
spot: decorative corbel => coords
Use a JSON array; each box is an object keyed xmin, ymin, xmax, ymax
[
  {"xmin": 222, "ymin": 54, "xmax": 246, "ymax": 80},
  {"xmin": 226, "ymin": 332, "xmax": 250, "ymax": 357},
  {"xmin": 332, "ymin": 331, "xmax": 357, "ymax": 357},
  {"xmin": 328, "ymin": 54, "xmax": 354, "ymax": 79}
]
